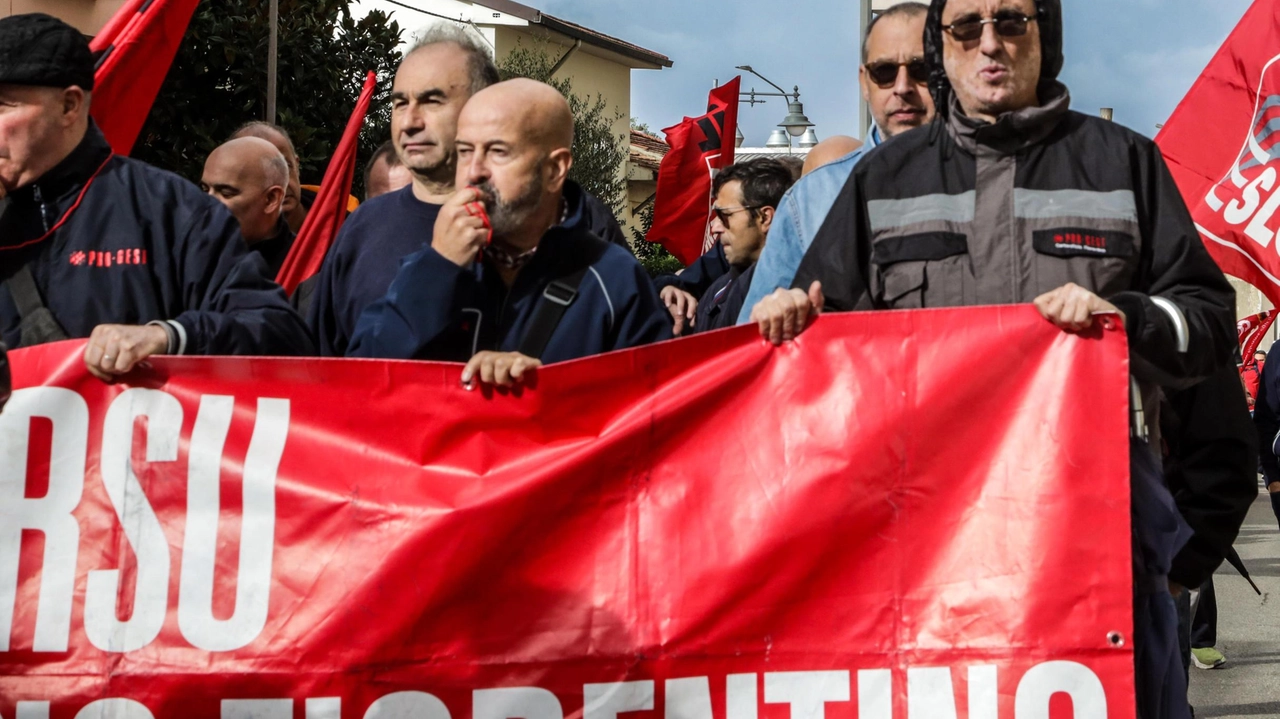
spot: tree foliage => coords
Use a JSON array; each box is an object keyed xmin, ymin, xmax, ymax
[
  {"xmin": 628, "ymin": 203, "xmax": 683, "ymax": 276},
  {"xmin": 133, "ymin": 0, "xmax": 403, "ymax": 195},
  {"xmin": 497, "ymin": 42, "xmax": 627, "ymax": 217}
]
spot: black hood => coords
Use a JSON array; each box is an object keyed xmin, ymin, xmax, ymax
[{"xmin": 924, "ymin": 0, "xmax": 1063, "ymax": 119}]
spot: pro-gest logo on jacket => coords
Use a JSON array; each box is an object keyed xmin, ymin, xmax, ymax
[
  {"xmin": 1201, "ymin": 53, "xmax": 1280, "ymax": 274},
  {"xmin": 68, "ymin": 249, "xmax": 148, "ymax": 268}
]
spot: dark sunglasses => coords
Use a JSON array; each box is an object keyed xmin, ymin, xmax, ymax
[
  {"xmin": 943, "ymin": 12, "xmax": 1037, "ymax": 42},
  {"xmin": 864, "ymin": 59, "xmax": 930, "ymax": 87},
  {"xmin": 712, "ymin": 205, "xmax": 759, "ymax": 224}
]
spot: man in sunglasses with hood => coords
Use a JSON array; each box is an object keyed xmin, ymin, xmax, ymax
[{"xmin": 750, "ymin": 1, "xmax": 1241, "ymax": 716}]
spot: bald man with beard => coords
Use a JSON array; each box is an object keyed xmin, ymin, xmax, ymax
[
  {"xmin": 348, "ymin": 79, "xmax": 671, "ymax": 387},
  {"xmin": 201, "ymin": 137, "xmax": 295, "ymax": 276}
]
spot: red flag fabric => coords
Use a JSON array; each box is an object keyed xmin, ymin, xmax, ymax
[
  {"xmin": 88, "ymin": 0, "xmax": 200, "ymax": 155},
  {"xmin": 0, "ymin": 308, "xmax": 1136, "ymax": 716},
  {"xmin": 647, "ymin": 78, "xmax": 740, "ymax": 265},
  {"xmin": 275, "ymin": 71, "xmax": 377, "ymax": 295},
  {"xmin": 1156, "ymin": 0, "xmax": 1280, "ymax": 304}
]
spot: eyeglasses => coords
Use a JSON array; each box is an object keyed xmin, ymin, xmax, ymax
[
  {"xmin": 712, "ymin": 205, "xmax": 759, "ymax": 223},
  {"xmin": 864, "ymin": 59, "xmax": 930, "ymax": 87},
  {"xmin": 943, "ymin": 12, "xmax": 1037, "ymax": 42}
]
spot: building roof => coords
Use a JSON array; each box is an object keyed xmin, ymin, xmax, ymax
[
  {"xmin": 629, "ymin": 129, "xmax": 668, "ymax": 172},
  {"xmin": 478, "ymin": 0, "xmax": 672, "ymax": 68},
  {"xmin": 734, "ymin": 146, "xmax": 813, "ymax": 162},
  {"xmin": 628, "ymin": 133, "xmax": 816, "ymax": 172}
]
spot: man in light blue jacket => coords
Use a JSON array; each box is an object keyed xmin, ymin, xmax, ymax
[{"xmin": 736, "ymin": 2, "xmax": 936, "ymax": 324}]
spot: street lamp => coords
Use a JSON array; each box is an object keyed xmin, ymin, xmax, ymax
[
  {"xmin": 735, "ymin": 65, "xmax": 816, "ymax": 148},
  {"xmin": 779, "ymin": 99, "xmax": 815, "ymax": 137},
  {"xmin": 765, "ymin": 129, "xmax": 791, "ymax": 149}
]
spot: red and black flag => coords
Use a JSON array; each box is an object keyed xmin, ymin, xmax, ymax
[{"xmin": 647, "ymin": 78, "xmax": 740, "ymax": 265}]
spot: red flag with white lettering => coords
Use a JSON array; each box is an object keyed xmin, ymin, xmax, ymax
[
  {"xmin": 275, "ymin": 71, "xmax": 377, "ymax": 295},
  {"xmin": 647, "ymin": 78, "xmax": 740, "ymax": 265},
  {"xmin": 1156, "ymin": 0, "xmax": 1280, "ymax": 304},
  {"xmin": 89, "ymin": 0, "xmax": 201, "ymax": 155},
  {"xmin": 0, "ymin": 309, "xmax": 1135, "ymax": 716}
]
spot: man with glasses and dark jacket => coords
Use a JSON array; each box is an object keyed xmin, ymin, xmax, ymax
[
  {"xmin": 689, "ymin": 159, "xmax": 794, "ymax": 334},
  {"xmin": 749, "ymin": 1, "xmax": 1240, "ymax": 716}
]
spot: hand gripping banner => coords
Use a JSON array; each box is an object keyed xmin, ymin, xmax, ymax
[{"xmin": 0, "ymin": 308, "xmax": 1135, "ymax": 718}]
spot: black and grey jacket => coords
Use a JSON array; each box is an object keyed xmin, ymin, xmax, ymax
[
  {"xmin": 793, "ymin": 83, "xmax": 1237, "ymax": 389},
  {"xmin": 1161, "ymin": 364, "xmax": 1257, "ymax": 589}
]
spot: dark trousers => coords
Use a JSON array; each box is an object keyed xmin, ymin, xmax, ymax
[
  {"xmin": 1191, "ymin": 578, "xmax": 1217, "ymax": 649},
  {"xmin": 1132, "ymin": 439, "xmax": 1193, "ymax": 719},
  {"xmin": 1177, "ymin": 589, "xmax": 1192, "ymax": 681}
]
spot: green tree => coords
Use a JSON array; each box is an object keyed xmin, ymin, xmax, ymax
[
  {"xmin": 629, "ymin": 202, "xmax": 683, "ymax": 277},
  {"xmin": 497, "ymin": 42, "xmax": 627, "ymax": 216},
  {"xmin": 133, "ymin": 0, "xmax": 402, "ymax": 196}
]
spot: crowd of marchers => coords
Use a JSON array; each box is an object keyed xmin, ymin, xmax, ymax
[{"xmin": 0, "ymin": 1, "xmax": 1273, "ymax": 717}]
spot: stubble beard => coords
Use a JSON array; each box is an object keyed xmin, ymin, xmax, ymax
[{"xmin": 478, "ymin": 175, "xmax": 546, "ymax": 244}]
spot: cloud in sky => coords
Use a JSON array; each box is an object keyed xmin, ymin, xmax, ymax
[{"xmin": 361, "ymin": 0, "xmax": 1253, "ymax": 145}]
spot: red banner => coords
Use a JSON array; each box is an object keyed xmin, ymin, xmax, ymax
[
  {"xmin": 647, "ymin": 79, "xmax": 740, "ymax": 265},
  {"xmin": 0, "ymin": 308, "xmax": 1135, "ymax": 718},
  {"xmin": 1156, "ymin": 0, "xmax": 1280, "ymax": 304}
]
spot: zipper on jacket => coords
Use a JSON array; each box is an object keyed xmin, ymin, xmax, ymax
[{"xmin": 32, "ymin": 184, "xmax": 53, "ymax": 233}]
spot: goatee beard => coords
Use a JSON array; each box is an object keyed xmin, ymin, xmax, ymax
[{"xmin": 477, "ymin": 176, "xmax": 544, "ymax": 240}]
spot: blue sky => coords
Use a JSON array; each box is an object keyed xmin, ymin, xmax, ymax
[
  {"xmin": 358, "ymin": 1, "xmax": 1255, "ymax": 146},
  {"xmin": 536, "ymin": 0, "xmax": 1254, "ymax": 145}
]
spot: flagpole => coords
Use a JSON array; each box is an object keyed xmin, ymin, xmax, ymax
[{"xmin": 266, "ymin": 0, "xmax": 279, "ymax": 124}]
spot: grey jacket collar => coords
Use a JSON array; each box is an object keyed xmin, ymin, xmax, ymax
[{"xmin": 946, "ymin": 81, "xmax": 1071, "ymax": 155}]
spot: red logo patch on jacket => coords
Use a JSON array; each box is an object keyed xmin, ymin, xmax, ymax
[
  {"xmin": 70, "ymin": 249, "xmax": 148, "ymax": 267},
  {"xmin": 1032, "ymin": 229, "xmax": 1136, "ymax": 258}
]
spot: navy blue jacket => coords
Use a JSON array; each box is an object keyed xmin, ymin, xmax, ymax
[
  {"xmin": 693, "ymin": 263, "xmax": 755, "ymax": 335},
  {"xmin": 1255, "ymin": 344, "xmax": 1280, "ymax": 482},
  {"xmin": 309, "ymin": 180, "xmax": 626, "ymax": 357},
  {"xmin": 655, "ymin": 243, "xmax": 730, "ymax": 296},
  {"xmin": 251, "ymin": 219, "xmax": 297, "ymax": 278},
  {"xmin": 307, "ymin": 185, "xmax": 441, "ymax": 357},
  {"xmin": 347, "ymin": 220, "xmax": 672, "ymax": 363},
  {"xmin": 0, "ymin": 124, "xmax": 312, "ymax": 356}
]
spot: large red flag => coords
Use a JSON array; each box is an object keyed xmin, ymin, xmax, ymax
[
  {"xmin": 647, "ymin": 78, "xmax": 740, "ymax": 265},
  {"xmin": 89, "ymin": 0, "xmax": 201, "ymax": 155},
  {"xmin": 1156, "ymin": 0, "xmax": 1280, "ymax": 304},
  {"xmin": 275, "ymin": 71, "xmax": 377, "ymax": 295}
]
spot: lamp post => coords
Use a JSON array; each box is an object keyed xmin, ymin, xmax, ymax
[
  {"xmin": 735, "ymin": 65, "xmax": 816, "ymax": 152},
  {"xmin": 266, "ymin": 0, "xmax": 279, "ymax": 124}
]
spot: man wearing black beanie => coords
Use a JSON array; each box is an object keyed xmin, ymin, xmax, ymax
[
  {"xmin": 0, "ymin": 13, "xmax": 313, "ymax": 378},
  {"xmin": 750, "ymin": 1, "xmax": 1249, "ymax": 717}
]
